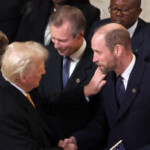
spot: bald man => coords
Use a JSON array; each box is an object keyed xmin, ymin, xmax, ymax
[{"xmin": 62, "ymin": 23, "xmax": 150, "ymax": 150}]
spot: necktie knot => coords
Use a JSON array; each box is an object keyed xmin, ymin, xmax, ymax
[
  {"xmin": 62, "ymin": 56, "xmax": 70, "ymax": 88},
  {"xmin": 116, "ymin": 75, "xmax": 125, "ymax": 105},
  {"xmin": 26, "ymin": 93, "xmax": 36, "ymax": 108}
]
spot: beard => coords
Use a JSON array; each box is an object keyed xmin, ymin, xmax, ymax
[
  {"xmin": 99, "ymin": 61, "xmax": 117, "ymax": 74},
  {"xmin": 100, "ymin": 66, "xmax": 109, "ymax": 74}
]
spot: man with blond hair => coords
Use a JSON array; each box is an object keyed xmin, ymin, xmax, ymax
[
  {"xmin": 0, "ymin": 41, "xmax": 106, "ymax": 150},
  {"xmin": 0, "ymin": 41, "xmax": 78, "ymax": 150}
]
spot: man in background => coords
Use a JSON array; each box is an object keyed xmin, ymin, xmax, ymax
[{"xmin": 89, "ymin": 0, "xmax": 150, "ymax": 62}]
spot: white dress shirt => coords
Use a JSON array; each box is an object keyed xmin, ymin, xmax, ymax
[
  {"xmin": 121, "ymin": 54, "xmax": 136, "ymax": 90},
  {"xmin": 63, "ymin": 38, "xmax": 87, "ymax": 78},
  {"xmin": 128, "ymin": 20, "xmax": 138, "ymax": 38}
]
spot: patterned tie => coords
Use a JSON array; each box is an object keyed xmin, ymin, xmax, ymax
[
  {"xmin": 26, "ymin": 93, "xmax": 36, "ymax": 108},
  {"xmin": 116, "ymin": 75, "xmax": 125, "ymax": 104},
  {"xmin": 62, "ymin": 56, "xmax": 70, "ymax": 88}
]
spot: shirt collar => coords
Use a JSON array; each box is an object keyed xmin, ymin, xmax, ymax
[
  {"xmin": 121, "ymin": 54, "xmax": 136, "ymax": 82},
  {"xmin": 128, "ymin": 20, "xmax": 138, "ymax": 38},
  {"xmin": 10, "ymin": 82, "xmax": 26, "ymax": 96},
  {"xmin": 69, "ymin": 38, "xmax": 86, "ymax": 61}
]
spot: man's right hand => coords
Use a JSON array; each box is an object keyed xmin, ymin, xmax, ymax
[{"xmin": 84, "ymin": 68, "xmax": 106, "ymax": 97}]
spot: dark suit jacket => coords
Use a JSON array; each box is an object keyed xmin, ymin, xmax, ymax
[
  {"xmin": 0, "ymin": 75, "xmax": 62, "ymax": 150},
  {"xmin": 0, "ymin": 72, "xmax": 87, "ymax": 149},
  {"xmin": 74, "ymin": 57, "xmax": 150, "ymax": 150},
  {"xmin": 37, "ymin": 43, "xmax": 98, "ymax": 143},
  {"xmin": 15, "ymin": 0, "xmax": 100, "ymax": 43},
  {"xmin": 89, "ymin": 18, "xmax": 150, "ymax": 62},
  {"xmin": 0, "ymin": 0, "xmax": 27, "ymax": 42}
]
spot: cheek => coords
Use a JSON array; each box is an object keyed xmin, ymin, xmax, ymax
[{"xmin": 111, "ymin": 13, "xmax": 117, "ymax": 20}]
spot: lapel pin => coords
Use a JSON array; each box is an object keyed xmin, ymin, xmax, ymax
[
  {"xmin": 76, "ymin": 78, "xmax": 80, "ymax": 83},
  {"xmin": 132, "ymin": 88, "xmax": 136, "ymax": 93}
]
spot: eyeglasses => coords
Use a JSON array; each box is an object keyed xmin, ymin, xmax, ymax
[{"xmin": 108, "ymin": 7, "xmax": 137, "ymax": 15}]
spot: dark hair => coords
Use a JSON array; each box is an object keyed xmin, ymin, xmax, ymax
[{"xmin": 136, "ymin": 0, "xmax": 141, "ymax": 8}]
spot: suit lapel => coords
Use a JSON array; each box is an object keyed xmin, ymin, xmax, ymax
[
  {"xmin": 117, "ymin": 58, "xmax": 146, "ymax": 119},
  {"xmin": 65, "ymin": 46, "xmax": 94, "ymax": 89},
  {"xmin": 51, "ymin": 53, "xmax": 63, "ymax": 90},
  {"xmin": 131, "ymin": 19, "xmax": 145, "ymax": 54},
  {"xmin": 103, "ymin": 72, "xmax": 119, "ymax": 126},
  {"xmin": 5, "ymin": 83, "xmax": 51, "ymax": 134},
  {"xmin": 46, "ymin": 45, "xmax": 63, "ymax": 91}
]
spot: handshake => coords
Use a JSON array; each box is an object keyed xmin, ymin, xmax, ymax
[{"xmin": 58, "ymin": 136, "xmax": 77, "ymax": 150}]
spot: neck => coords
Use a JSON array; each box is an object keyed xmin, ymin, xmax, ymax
[
  {"xmin": 16, "ymin": 83, "xmax": 30, "ymax": 93},
  {"xmin": 115, "ymin": 52, "xmax": 133, "ymax": 75}
]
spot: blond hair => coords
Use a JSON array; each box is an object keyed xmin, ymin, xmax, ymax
[{"xmin": 1, "ymin": 41, "xmax": 49, "ymax": 84}]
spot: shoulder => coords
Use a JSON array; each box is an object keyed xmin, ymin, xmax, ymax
[
  {"xmin": 73, "ymin": 2, "xmax": 100, "ymax": 18},
  {"xmin": 0, "ymin": 86, "xmax": 24, "ymax": 117},
  {"xmin": 137, "ymin": 18, "xmax": 150, "ymax": 31},
  {"xmin": 88, "ymin": 18, "xmax": 111, "ymax": 42},
  {"xmin": 93, "ymin": 18, "xmax": 111, "ymax": 28}
]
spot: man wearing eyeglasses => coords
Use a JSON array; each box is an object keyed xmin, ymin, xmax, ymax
[{"xmin": 89, "ymin": 0, "xmax": 150, "ymax": 62}]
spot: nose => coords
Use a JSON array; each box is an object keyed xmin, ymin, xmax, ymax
[
  {"xmin": 54, "ymin": 40, "xmax": 61, "ymax": 49},
  {"xmin": 93, "ymin": 52, "xmax": 98, "ymax": 63},
  {"xmin": 116, "ymin": 9, "xmax": 123, "ymax": 16}
]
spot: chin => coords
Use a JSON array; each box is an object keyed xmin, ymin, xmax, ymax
[{"xmin": 58, "ymin": 51, "xmax": 65, "ymax": 56}]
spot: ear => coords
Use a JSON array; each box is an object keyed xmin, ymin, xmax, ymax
[
  {"xmin": 76, "ymin": 30, "xmax": 85, "ymax": 39},
  {"xmin": 137, "ymin": 8, "xmax": 142, "ymax": 16},
  {"xmin": 114, "ymin": 44, "xmax": 122, "ymax": 56},
  {"xmin": 20, "ymin": 74, "xmax": 26, "ymax": 83}
]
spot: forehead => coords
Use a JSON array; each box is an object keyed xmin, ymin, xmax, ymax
[
  {"xmin": 31, "ymin": 57, "xmax": 44, "ymax": 69},
  {"xmin": 111, "ymin": 0, "xmax": 136, "ymax": 7},
  {"xmin": 51, "ymin": 21, "xmax": 72, "ymax": 39},
  {"xmin": 92, "ymin": 33, "xmax": 106, "ymax": 49}
]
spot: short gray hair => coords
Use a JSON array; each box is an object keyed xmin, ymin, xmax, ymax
[
  {"xmin": 50, "ymin": 5, "xmax": 86, "ymax": 37},
  {"xmin": 1, "ymin": 41, "xmax": 49, "ymax": 84}
]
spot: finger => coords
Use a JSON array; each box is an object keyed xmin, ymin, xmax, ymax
[
  {"xmin": 58, "ymin": 140, "xmax": 64, "ymax": 147},
  {"xmin": 98, "ymin": 80, "xmax": 107, "ymax": 90}
]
